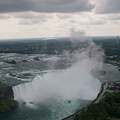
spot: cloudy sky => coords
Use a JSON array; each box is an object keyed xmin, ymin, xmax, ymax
[{"xmin": 0, "ymin": 0, "xmax": 120, "ymax": 39}]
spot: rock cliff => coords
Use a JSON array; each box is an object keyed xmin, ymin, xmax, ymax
[{"xmin": 0, "ymin": 82, "xmax": 18, "ymax": 112}]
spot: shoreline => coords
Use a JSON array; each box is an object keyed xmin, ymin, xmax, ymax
[{"xmin": 62, "ymin": 82, "xmax": 110, "ymax": 120}]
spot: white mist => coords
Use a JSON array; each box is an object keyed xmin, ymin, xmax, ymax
[
  {"xmin": 13, "ymin": 57, "xmax": 101, "ymax": 104},
  {"xmin": 13, "ymin": 29, "xmax": 104, "ymax": 104}
]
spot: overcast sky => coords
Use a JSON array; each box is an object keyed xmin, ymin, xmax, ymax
[{"xmin": 0, "ymin": 0, "xmax": 120, "ymax": 39}]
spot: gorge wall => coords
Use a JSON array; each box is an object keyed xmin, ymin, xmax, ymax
[{"xmin": 0, "ymin": 82, "xmax": 18, "ymax": 112}]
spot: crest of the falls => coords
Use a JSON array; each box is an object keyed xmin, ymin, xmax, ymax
[{"xmin": 13, "ymin": 60, "xmax": 101, "ymax": 104}]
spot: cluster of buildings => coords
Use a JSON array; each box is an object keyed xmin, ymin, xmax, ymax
[{"xmin": 107, "ymin": 81, "xmax": 120, "ymax": 91}]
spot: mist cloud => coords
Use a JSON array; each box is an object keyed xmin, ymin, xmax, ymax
[
  {"xmin": 70, "ymin": 28, "xmax": 86, "ymax": 42},
  {"xmin": 13, "ymin": 29, "xmax": 104, "ymax": 105}
]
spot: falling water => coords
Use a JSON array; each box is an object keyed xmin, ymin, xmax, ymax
[
  {"xmin": 12, "ymin": 30, "xmax": 104, "ymax": 120},
  {"xmin": 13, "ymin": 59, "xmax": 101, "ymax": 104}
]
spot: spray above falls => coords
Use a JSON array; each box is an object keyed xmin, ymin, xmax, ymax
[{"xmin": 13, "ymin": 29, "xmax": 104, "ymax": 104}]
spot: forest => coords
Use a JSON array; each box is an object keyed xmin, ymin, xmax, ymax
[{"xmin": 75, "ymin": 92, "xmax": 120, "ymax": 120}]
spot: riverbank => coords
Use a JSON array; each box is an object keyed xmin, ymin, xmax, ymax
[
  {"xmin": 0, "ymin": 82, "xmax": 18, "ymax": 112},
  {"xmin": 62, "ymin": 80, "xmax": 120, "ymax": 120}
]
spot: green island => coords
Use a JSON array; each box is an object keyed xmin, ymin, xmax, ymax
[{"xmin": 0, "ymin": 82, "xmax": 18, "ymax": 112}]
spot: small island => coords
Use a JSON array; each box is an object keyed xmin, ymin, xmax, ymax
[{"xmin": 0, "ymin": 82, "xmax": 18, "ymax": 112}]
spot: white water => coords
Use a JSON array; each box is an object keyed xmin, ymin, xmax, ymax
[
  {"xmin": 13, "ymin": 30, "xmax": 103, "ymax": 105},
  {"xmin": 13, "ymin": 59, "xmax": 101, "ymax": 104}
]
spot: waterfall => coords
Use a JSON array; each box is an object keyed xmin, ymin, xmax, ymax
[{"xmin": 13, "ymin": 60, "xmax": 101, "ymax": 104}]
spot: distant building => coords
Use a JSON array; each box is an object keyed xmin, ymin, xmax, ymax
[
  {"xmin": 107, "ymin": 81, "xmax": 120, "ymax": 91},
  {"xmin": 117, "ymin": 36, "xmax": 119, "ymax": 42},
  {"xmin": 116, "ymin": 36, "xmax": 120, "ymax": 44}
]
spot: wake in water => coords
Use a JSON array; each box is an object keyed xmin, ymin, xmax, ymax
[{"xmin": 13, "ymin": 29, "xmax": 104, "ymax": 105}]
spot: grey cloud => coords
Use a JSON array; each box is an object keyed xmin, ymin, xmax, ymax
[
  {"xmin": 57, "ymin": 14, "xmax": 72, "ymax": 19},
  {"xmin": 112, "ymin": 21, "xmax": 120, "ymax": 25},
  {"xmin": 19, "ymin": 19, "xmax": 31, "ymax": 25},
  {"xmin": 0, "ymin": 14, "xmax": 11, "ymax": 19},
  {"xmin": 81, "ymin": 20, "xmax": 107, "ymax": 25},
  {"xmin": 19, "ymin": 19, "xmax": 44, "ymax": 25},
  {"xmin": 13, "ymin": 12, "xmax": 52, "ymax": 25},
  {"xmin": 107, "ymin": 15, "xmax": 120, "ymax": 20},
  {"xmin": 69, "ymin": 20, "xmax": 76, "ymax": 24},
  {"xmin": 95, "ymin": 0, "xmax": 120, "ymax": 14},
  {"xmin": 0, "ymin": 0, "xmax": 94, "ymax": 13},
  {"xmin": 14, "ymin": 12, "xmax": 52, "ymax": 19},
  {"xmin": 0, "ymin": 0, "xmax": 34, "ymax": 12}
]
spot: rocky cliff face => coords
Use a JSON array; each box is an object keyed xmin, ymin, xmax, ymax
[
  {"xmin": 0, "ymin": 82, "xmax": 18, "ymax": 112},
  {"xmin": 0, "ymin": 86, "xmax": 14, "ymax": 100}
]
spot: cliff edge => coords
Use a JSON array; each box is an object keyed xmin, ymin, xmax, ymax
[{"xmin": 0, "ymin": 82, "xmax": 18, "ymax": 112}]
